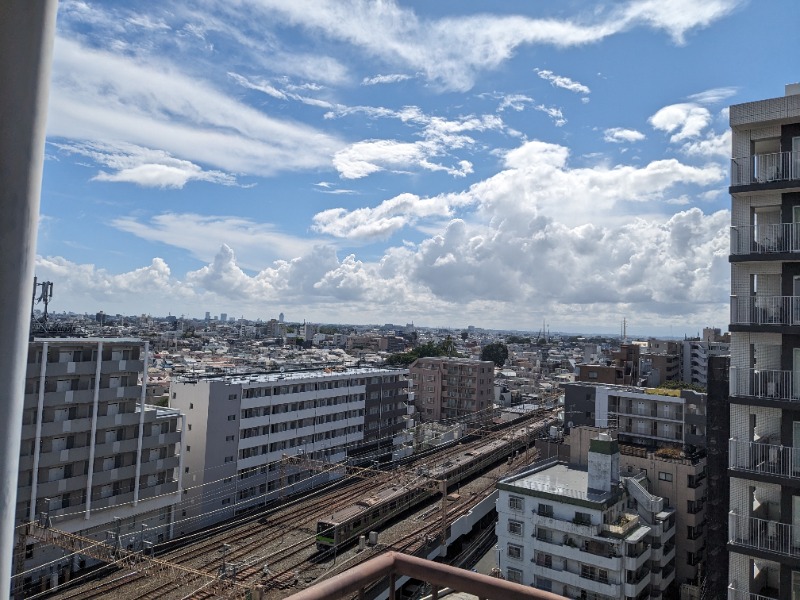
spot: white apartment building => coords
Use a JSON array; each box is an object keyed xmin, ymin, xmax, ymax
[
  {"xmin": 16, "ymin": 338, "xmax": 184, "ymax": 594},
  {"xmin": 728, "ymin": 85, "xmax": 800, "ymax": 600},
  {"xmin": 496, "ymin": 434, "xmax": 675, "ymax": 599},
  {"xmin": 170, "ymin": 367, "xmax": 407, "ymax": 533}
]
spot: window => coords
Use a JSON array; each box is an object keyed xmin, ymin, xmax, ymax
[
  {"xmin": 225, "ymin": 435, "xmax": 235, "ymax": 441},
  {"xmin": 227, "ymin": 414, "xmax": 236, "ymax": 421},
  {"xmin": 507, "ymin": 543, "xmax": 523, "ymax": 560},
  {"xmin": 507, "ymin": 568, "xmax": 523, "ymax": 584},
  {"xmin": 574, "ymin": 511, "xmax": 591, "ymax": 525},
  {"xmin": 222, "ymin": 498, "xmax": 230, "ymax": 505},
  {"xmin": 538, "ymin": 503, "xmax": 553, "ymax": 517},
  {"xmin": 186, "ymin": 446, "xmax": 190, "ymax": 452},
  {"xmin": 534, "ymin": 577, "xmax": 552, "ymax": 592},
  {"xmin": 187, "ymin": 424, "xmax": 192, "ymax": 431},
  {"xmin": 509, "ymin": 495, "xmax": 524, "ymax": 511},
  {"xmin": 658, "ymin": 472, "xmax": 673, "ymax": 482},
  {"xmin": 184, "ymin": 467, "xmax": 189, "ymax": 473},
  {"xmin": 508, "ymin": 520, "xmax": 523, "ymax": 536},
  {"xmin": 229, "ymin": 394, "xmax": 237, "ymax": 400},
  {"xmin": 224, "ymin": 456, "xmax": 234, "ymax": 463},
  {"xmin": 189, "ymin": 403, "xmax": 193, "ymax": 409}
]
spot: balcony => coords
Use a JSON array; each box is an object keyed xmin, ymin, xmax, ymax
[
  {"xmin": 532, "ymin": 536, "xmax": 622, "ymax": 571},
  {"xmin": 729, "ymin": 367, "xmax": 800, "ymax": 403},
  {"xmin": 601, "ymin": 512, "xmax": 640, "ymax": 538},
  {"xmin": 729, "ymin": 511, "xmax": 800, "ymax": 557},
  {"xmin": 729, "ymin": 439, "xmax": 800, "ymax": 480},
  {"xmin": 286, "ymin": 551, "xmax": 568, "ymax": 600},
  {"xmin": 731, "ymin": 223, "xmax": 800, "ymax": 257},
  {"xmin": 731, "ymin": 295, "xmax": 800, "ymax": 328},
  {"xmin": 728, "ymin": 586, "xmax": 780, "ymax": 600},
  {"xmin": 731, "ymin": 150, "xmax": 800, "ymax": 187}
]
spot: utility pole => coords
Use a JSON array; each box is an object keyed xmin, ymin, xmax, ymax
[{"xmin": 439, "ymin": 479, "xmax": 448, "ymax": 557}]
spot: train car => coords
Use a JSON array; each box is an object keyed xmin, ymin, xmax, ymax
[{"xmin": 316, "ymin": 484, "xmax": 430, "ymax": 551}]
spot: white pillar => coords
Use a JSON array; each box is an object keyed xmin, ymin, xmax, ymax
[
  {"xmin": 133, "ymin": 341, "xmax": 149, "ymax": 505},
  {"xmin": 85, "ymin": 341, "xmax": 104, "ymax": 519},
  {"xmin": 0, "ymin": 2, "xmax": 57, "ymax": 592}
]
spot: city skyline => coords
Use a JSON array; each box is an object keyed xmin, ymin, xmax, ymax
[{"xmin": 35, "ymin": 0, "xmax": 799, "ymax": 334}]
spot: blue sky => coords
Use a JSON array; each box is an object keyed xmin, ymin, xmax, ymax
[{"xmin": 36, "ymin": 0, "xmax": 799, "ymax": 335}]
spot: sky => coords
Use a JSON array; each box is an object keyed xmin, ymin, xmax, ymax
[{"xmin": 35, "ymin": 0, "xmax": 800, "ymax": 335}]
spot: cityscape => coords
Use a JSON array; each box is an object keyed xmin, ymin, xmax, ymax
[{"xmin": 4, "ymin": 1, "xmax": 800, "ymax": 600}]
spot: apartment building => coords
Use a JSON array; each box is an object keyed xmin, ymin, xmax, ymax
[
  {"xmin": 16, "ymin": 338, "xmax": 184, "ymax": 591},
  {"xmin": 727, "ymin": 85, "xmax": 800, "ymax": 600},
  {"xmin": 409, "ymin": 357, "xmax": 494, "ymax": 424},
  {"xmin": 564, "ymin": 383, "xmax": 709, "ymax": 597},
  {"xmin": 169, "ymin": 367, "xmax": 408, "ymax": 533},
  {"xmin": 496, "ymin": 434, "xmax": 675, "ymax": 598}
]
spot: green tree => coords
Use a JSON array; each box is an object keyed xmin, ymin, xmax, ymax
[
  {"xmin": 460, "ymin": 331, "xmax": 469, "ymax": 341},
  {"xmin": 481, "ymin": 342, "xmax": 509, "ymax": 368}
]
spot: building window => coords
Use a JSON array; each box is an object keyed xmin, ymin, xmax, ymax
[
  {"xmin": 508, "ymin": 520, "xmax": 523, "ymax": 536},
  {"xmin": 228, "ymin": 415, "xmax": 236, "ymax": 421},
  {"xmin": 509, "ymin": 496, "xmax": 524, "ymax": 511},
  {"xmin": 507, "ymin": 543, "xmax": 523, "ymax": 560},
  {"xmin": 538, "ymin": 503, "xmax": 553, "ymax": 517},
  {"xmin": 184, "ymin": 467, "xmax": 189, "ymax": 473},
  {"xmin": 507, "ymin": 568, "xmax": 523, "ymax": 584},
  {"xmin": 658, "ymin": 472, "xmax": 673, "ymax": 482},
  {"xmin": 222, "ymin": 498, "xmax": 230, "ymax": 505},
  {"xmin": 186, "ymin": 446, "xmax": 190, "ymax": 452},
  {"xmin": 187, "ymin": 424, "xmax": 192, "ymax": 431},
  {"xmin": 225, "ymin": 435, "xmax": 235, "ymax": 441},
  {"xmin": 574, "ymin": 511, "xmax": 591, "ymax": 525},
  {"xmin": 534, "ymin": 577, "xmax": 552, "ymax": 591},
  {"xmin": 189, "ymin": 403, "xmax": 193, "ymax": 409}
]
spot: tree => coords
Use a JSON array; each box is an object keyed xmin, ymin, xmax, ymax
[
  {"xmin": 460, "ymin": 331, "xmax": 469, "ymax": 341},
  {"xmin": 440, "ymin": 335, "xmax": 457, "ymax": 357},
  {"xmin": 481, "ymin": 342, "xmax": 508, "ymax": 368}
]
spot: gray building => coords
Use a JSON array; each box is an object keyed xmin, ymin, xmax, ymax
[{"xmin": 16, "ymin": 338, "xmax": 184, "ymax": 593}]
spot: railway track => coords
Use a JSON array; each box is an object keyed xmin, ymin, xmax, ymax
[{"xmin": 42, "ymin": 411, "xmax": 556, "ymax": 600}]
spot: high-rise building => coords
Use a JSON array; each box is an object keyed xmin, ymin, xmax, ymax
[
  {"xmin": 15, "ymin": 338, "xmax": 184, "ymax": 591},
  {"xmin": 220, "ymin": 312, "xmax": 228, "ymax": 323},
  {"xmin": 409, "ymin": 357, "xmax": 494, "ymax": 423},
  {"xmin": 727, "ymin": 84, "xmax": 800, "ymax": 600}
]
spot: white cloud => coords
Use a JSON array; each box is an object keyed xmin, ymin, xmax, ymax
[
  {"xmin": 111, "ymin": 213, "xmax": 316, "ymax": 268},
  {"xmin": 604, "ymin": 128, "xmax": 646, "ymax": 143},
  {"xmin": 688, "ymin": 86, "xmax": 738, "ymax": 104},
  {"xmin": 52, "ymin": 140, "xmax": 240, "ymax": 188},
  {"xmin": 534, "ymin": 105, "xmax": 567, "ymax": 126},
  {"xmin": 49, "ymin": 36, "xmax": 344, "ymax": 178},
  {"xmin": 234, "ymin": 0, "xmax": 741, "ymax": 91},
  {"xmin": 497, "ymin": 94, "xmax": 534, "ymax": 112},
  {"xmin": 680, "ymin": 129, "xmax": 731, "ymax": 158},
  {"xmin": 534, "ymin": 69, "xmax": 590, "ymax": 95},
  {"xmin": 361, "ymin": 73, "xmax": 412, "ymax": 85},
  {"xmin": 649, "ymin": 102, "xmax": 712, "ymax": 142}
]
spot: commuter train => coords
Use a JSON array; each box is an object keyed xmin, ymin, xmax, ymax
[{"xmin": 315, "ymin": 423, "xmax": 551, "ymax": 551}]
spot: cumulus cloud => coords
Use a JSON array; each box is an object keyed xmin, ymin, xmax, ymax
[
  {"xmin": 681, "ymin": 129, "xmax": 731, "ymax": 158},
  {"xmin": 534, "ymin": 69, "xmax": 590, "ymax": 95},
  {"xmin": 603, "ymin": 128, "xmax": 646, "ymax": 143},
  {"xmin": 649, "ymin": 102, "xmax": 712, "ymax": 142}
]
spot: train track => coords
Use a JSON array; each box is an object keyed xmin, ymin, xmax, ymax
[{"xmin": 42, "ymin": 411, "xmax": 556, "ymax": 600}]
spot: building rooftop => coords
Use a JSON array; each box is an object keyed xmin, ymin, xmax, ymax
[
  {"xmin": 501, "ymin": 461, "xmax": 617, "ymax": 505},
  {"xmin": 174, "ymin": 365, "xmax": 403, "ymax": 385}
]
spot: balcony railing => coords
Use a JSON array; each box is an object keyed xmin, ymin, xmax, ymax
[
  {"xmin": 731, "ymin": 294, "xmax": 800, "ymax": 326},
  {"xmin": 729, "ymin": 367, "xmax": 800, "ymax": 402},
  {"xmin": 731, "ymin": 150, "xmax": 800, "ymax": 186},
  {"xmin": 729, "ymin": 439, "xmax": 800, "ymax": 479},
  {"xmin": 729, "ymin": 512, "xmax": 800, "ymax": 557},
  {"xmin": 286, "ymin": 551, "xmax": 568, "ymax": 600},
  {"xmin": 731, "ymin": 223, "xmax": 800, "ymax": 255},
  {"xmin": 727, "ymin": 586, "xmax": 780, "ymax": 600}
]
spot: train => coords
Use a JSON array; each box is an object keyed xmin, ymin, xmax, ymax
[{"xmin": 315, "ymin": 420, "xmax": 553, "ymax": 551}]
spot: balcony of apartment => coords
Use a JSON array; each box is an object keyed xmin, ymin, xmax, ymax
[
  {"xmin": 731, "ymin": 150, "xmax": 800, "ymax": 192},
  {"xmin": 532, "ymin": 509, "xmax": 600, "ymax": 537},
  {"xmin": 729, "ymin": 438, "xmax": 800, "ymax": 485},
  {"xmin": 730, "ymin": 295, "xmax": 800, "ymax": 332},
  {"xmin": 728, "ymin": 586, "xmax": 780, "ymax": 600},
  {"xmin": 623, "ymin": 565, "xmax": 651, "ymax": 598},
  {"xmin": 285, "ymin": 551, "xmax": 568, "ymax": 600},
  {"xmin": 730, "ymin": 223, "xmax": 800, "ymax": 262},
  {"xmin": 729, "ymin": 367, "xmax": 800, "ymax": 406},
  {"xmin": 728, "ymin": 511, "xmax": 800, "ymax": 559},
  {"xmin": 601, "ymin": 512, "xmax": 641, "ymax": 538},
  {"xmin": 532, "ymin": 534, "xmax": 622, "ymax": 571},
  {"xmin": 531, "ymin": 560, "xmax": 620, "ymax": 598}
]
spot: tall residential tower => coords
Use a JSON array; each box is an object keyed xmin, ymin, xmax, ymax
[{"xmin": 728, "ymin": 84, "xmax": 800, "ymax": 600}]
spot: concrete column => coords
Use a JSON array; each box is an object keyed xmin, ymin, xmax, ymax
[{"xmin": 0, "ymin": 1, "xmax": 58, "ymax": 593}]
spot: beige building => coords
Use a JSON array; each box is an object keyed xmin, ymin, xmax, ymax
[
  {"xmin": 409, "ymin": 357, "xmax": 494, "ymax": 423},
  {"xmin": 567, "ymin": 426, "xmax": 707, "ymax": 599}
]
